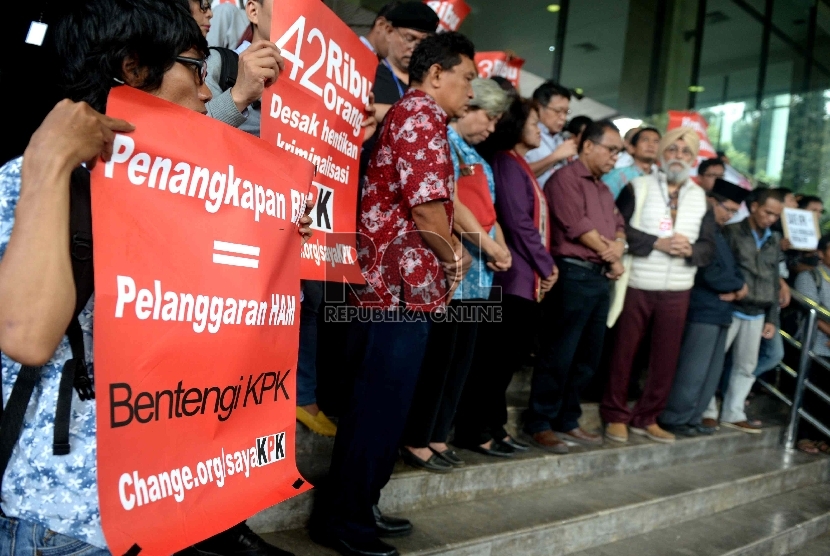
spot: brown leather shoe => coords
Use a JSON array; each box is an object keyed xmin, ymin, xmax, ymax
[
  {"xmin": 559, "ymin": 427, "xmax": 603, "ymax": 446},
  {"xmin": 605, "ymin": 422, "xmax": 629, "ymax": 443},
  {"xmin": 630, "ymin": 423, "xmax": 676, "ymax": 444},
  {"xmin": 721, "ymin": 420, "xmax": 762, "ymax": 434},
  {"xmin": 701, "ymin": 418, "xmax": 720, "ymax": 430},
  {"xmin": 529, "ymin": 430, "xmax": 569, "ymax": 453}
]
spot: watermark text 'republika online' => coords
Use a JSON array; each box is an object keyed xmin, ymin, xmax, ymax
[{"xmin": 324, "ymin": 304, "xmax": 503, "ymax": 323}]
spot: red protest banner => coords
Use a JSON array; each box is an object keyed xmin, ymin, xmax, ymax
[
  {"xmin": 475, "ymin": 51, "xmax": 525, "ymax": 88},
  {"xmin": 92, "ymin": 86, "xmax": 313, "ymax": 555},
  {"xmin": 425, "ymin": 0, "xmax": 471, "ymax": 32},
  {"xmin": 264, "ymin": 0, "xmax": 375, "ymax": 283}
]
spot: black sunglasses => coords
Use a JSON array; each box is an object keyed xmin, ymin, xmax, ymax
[{"xmin": 176, "ymin": 56, "xmax": 208, "ymax": 86}]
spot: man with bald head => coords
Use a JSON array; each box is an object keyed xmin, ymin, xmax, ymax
[{"xmin": 601, "ymin": 127, "xmax": 714, "ymax": 445}]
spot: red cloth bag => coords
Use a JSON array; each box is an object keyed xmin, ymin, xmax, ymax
[{"xmin": 453, "ymin": 144, "xmax": 496, "ymax": 232}]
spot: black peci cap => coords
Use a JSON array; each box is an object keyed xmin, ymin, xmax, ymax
[
  {"xmin": 385, "ymin": 1, "xmax": 440, "ymax": 33},
  {"xmin": 712, "ymin": 178, "xmax": 750, "ymax": 204}
]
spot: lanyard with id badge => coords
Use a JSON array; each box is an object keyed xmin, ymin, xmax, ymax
[{"xmin": 657, "ymin": 173, "xmax": 679, "ymax": 238}]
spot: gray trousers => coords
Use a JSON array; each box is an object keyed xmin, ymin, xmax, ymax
[
  {"xmin": 703, "ymin": 316, "xmax": 765, "ymax": 423},
  {"xmin": 660, "ymin": 322, "xmax": 729, "ymax": 426}
]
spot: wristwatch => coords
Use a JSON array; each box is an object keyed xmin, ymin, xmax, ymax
[{"xmin": 616, "ymin": 237, "xmax": 629, "ymax": 254}]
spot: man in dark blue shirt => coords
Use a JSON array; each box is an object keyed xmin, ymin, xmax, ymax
[{"xmin": 660, "ymin": 179, "xmax": 749, "ymax": 436}]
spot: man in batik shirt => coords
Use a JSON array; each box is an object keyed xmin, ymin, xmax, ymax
[{"xmin": 312, "ymin": 32, "xmax": 477, "ymax": 556}]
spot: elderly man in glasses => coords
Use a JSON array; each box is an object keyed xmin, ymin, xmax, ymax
[{"xmin": 601, "ymin": 127, "xmax": 715, "ymax": 445}]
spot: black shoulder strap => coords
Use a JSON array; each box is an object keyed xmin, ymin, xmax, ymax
[
  {"xmin": 0, "ymin": 168, "xmax": 95, "ymax": 495},
  {"xmin": 210, "ymin": 46, "xmax": 239, "ymax": 92},
  {"xmin": 53, "ymin": 167, "xmax": 95, "ymax": 455}
]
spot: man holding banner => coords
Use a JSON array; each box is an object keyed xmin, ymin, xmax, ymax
[
  {"xmin": 0, "ymin": 1, "xmax": 314, "ymax": 555},
  {"xmin": 312, "ymin": 32, "xmax": 477, "ymax": 556}
]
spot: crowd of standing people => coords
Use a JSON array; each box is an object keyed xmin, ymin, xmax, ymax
[{"xmin": 0, "ymin": 1, "xmax": 827, "ymax": 556}]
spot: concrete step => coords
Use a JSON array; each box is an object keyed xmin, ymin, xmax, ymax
[
  {"xmin": 248, "ymin": 422, "xmax": 782, "ymax": 534},
  {"xmin": 789, "ymin": 531, "xmax": 830, "ymax": 556},
  {"xmin": 261, "ymin": 449, "xmax": 829, "ymax": 555},
  {"xmin": 570, "ymin": 481, "xmax": 830, "ymax": 556}
]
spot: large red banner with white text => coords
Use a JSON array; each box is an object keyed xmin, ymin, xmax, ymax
[
  {"xmin": 264, "ymin": 0, "xmax": 376, "ymax": 283},
  {"xmin": 425, "ymin": 0, "xmax": 471, "ymax": 32},
  {"xmin": 92, "ymin": 87, "xmax": 313, "ymax": 555},
  {"xmin": 475, "ymin": 51, "xmax": 525, "ymax": 88}
]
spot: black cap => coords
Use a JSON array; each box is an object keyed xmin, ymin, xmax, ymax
[
  {"xmin": 712, "ymin": 178, "xmax": 750, "ymax": 204},
  {"xmin": 385, "ymin": 2, "xmax": 440, "ymax": 33}
]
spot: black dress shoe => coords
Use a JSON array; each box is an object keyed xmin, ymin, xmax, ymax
[
  {"xmin": 659, "ymin": 423, "xmax": 699, "ymax": 438},
  {"xmin": 500, "ymin": 436, "xmax": 529, "ymax": 452},
  {"xmin": 373, "ymin": 505, "xmax": 412, "ymax": 538},
  {"xmin": 192, "ymin": 522, "xmax": 294, "ymax": 556},
  {"xmin": 400, "ymin": 448, "xmax": 453, "ymax": 472},
  {"xmin": 431, "ymin": 447, "xmax": 465, "ymax": 467},
  {"xmin": 455, "ymin": 440, "xmax": 514, "ymax": 458},
  {"xmin": 311, "ymin": 530, "xmax": 399, "ymax": 556}
]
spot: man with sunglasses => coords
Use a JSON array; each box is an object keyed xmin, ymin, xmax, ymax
[
  {"xmin": 659, "ymin": 179, "xmax": 749, "ymax": 437},
  {"xmin": 0, "ymin": 1, "xmax": 207, "ymax": 554}
]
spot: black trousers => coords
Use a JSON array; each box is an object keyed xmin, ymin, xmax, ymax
[
  {"xmin": 454, "ymin": 294, "xmax": 540, "ymax": 446},
  {"xmin": 525, "ymin": 263, "xmax": 611, "ymax": 434},
  {"xmin": 318, "ymin": 316, "xmax": 431, "ymax": 543},
  {"xmin": 402, "ymin": 301, "xmax": 481, "ymax": 447}
]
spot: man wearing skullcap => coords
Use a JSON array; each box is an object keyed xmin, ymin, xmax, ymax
[
  {"xmin": 601, "ymin": 127, "xmax": 714, "ymax": 444},
  {"xmin": 659, "ymin": 179, "xmax": 750, "ymax": 436},
  {"xmin": 372, "ymin": 1, "xmax": 439, "ymax": 121}
]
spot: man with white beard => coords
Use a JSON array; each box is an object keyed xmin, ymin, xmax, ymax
[{"xmin": 601, "ymin": 128, "xmax": 714, "ymax": 445}]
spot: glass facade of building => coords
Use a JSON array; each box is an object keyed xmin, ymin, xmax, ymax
[{"xmin": 445, "ymin": 0, "xmax": 830, "ymax": 200}]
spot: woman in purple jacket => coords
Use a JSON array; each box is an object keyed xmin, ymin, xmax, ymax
[{"xmin": 454, "ymin": 98, "xmax": 558, "ymax": 456}]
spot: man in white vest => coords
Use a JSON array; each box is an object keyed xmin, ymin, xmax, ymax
[{"xmin": 601, "ymin": 127, "xmax": 714, "ymax": 444}]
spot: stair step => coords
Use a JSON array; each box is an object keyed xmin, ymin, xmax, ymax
[
  {"xmin": 790, "ymin": 531, "xmax": 830, "ymax": 556},
  {"xmin": 570, "ymin": 482, "xmax": 830, "ymax": 556},
  {"xmin": 259, "ymin": 448, "xmax": 829, "ymax": 555},
  {"xmin": 248, "ymin": 425, "xmax": 781, "ymax": 534}
]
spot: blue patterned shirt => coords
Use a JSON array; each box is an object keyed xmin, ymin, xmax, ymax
[
  {"xmin": 448, "ymin": 127, "xmax": 496, "ymax": 301},
  {"xmin": 601, "ymin": 164, "xmax": 645, "ymax": 200},
  {"xmin": 0, "ymin": 157, "xmax": 105, "ymax": 549}
]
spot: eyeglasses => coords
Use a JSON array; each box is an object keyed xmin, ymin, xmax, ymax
[
  {"xmin": 664, "ymin": 145, "xmax": 694, "ymax": 157},
  {"xmin": 702, "ymin": 173, "xmax": 725, "ymax": 179},
  {"xmin": 195, "ymin": 0, "xmax": 211, "ymax": 12},
  {"xmin": 176, "ymin": 56, "xmax": 208, "ymax": 86},
  {"xmin": 595, "ymin": 143, "xmax": 623, "ymax": 156},
  {"xmin": 718, "ymin": 201, "xmax": 739, "ymax": 216},
  {"xmin": 542, "ymin": 105, "xmax": 571, "ymax": 116},
  {"xmin": 396, "ymin": 28, "xmax": 426, "ymax": 48}
]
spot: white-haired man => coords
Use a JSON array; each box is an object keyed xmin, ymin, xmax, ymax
[{"xmin": 601, "ymin": 127, "xmax": 715, "ymax": 445}]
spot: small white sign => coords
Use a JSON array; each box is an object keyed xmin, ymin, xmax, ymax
[
  {"xmin": 782, "ymin": 207, "xmax": 820, "ymax": 251},
  {"xmin": 25, "ymin": 21, "xmax": 48, "ymax": 46}
]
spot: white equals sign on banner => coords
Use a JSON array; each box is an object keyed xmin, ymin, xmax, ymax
[{"xmin": 213, "ymin": 240, "xmax": 260, "ymax": 269}]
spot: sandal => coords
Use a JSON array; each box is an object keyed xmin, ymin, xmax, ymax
[{"xmin": 797, "ymin": 439, "xmax": 820, "ymax": 454}]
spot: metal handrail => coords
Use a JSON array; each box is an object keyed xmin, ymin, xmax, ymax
[{"xmin": 776, "ymin": 289, "xmax": 830, "ymax": 450}]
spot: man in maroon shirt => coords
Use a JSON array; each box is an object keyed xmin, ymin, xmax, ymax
[
  {"xmin": 524, "ymin": 120, "xmax": 626, "ymax": 452},
  {"xmin": 313, "ymin": 32, "xmax": 476, "ymax": 556}
]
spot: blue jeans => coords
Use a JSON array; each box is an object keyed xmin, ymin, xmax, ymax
[
  {"xmin": 754, "ymin": 332, "xmax": 784, "ymax": 377},
  {"xmin": 0, "ymin": 516, "xmax": 110, "ymax": 556},
  {"xmin": 297, "ymin": 280, "xmax": 325, "ymax": 406}
]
